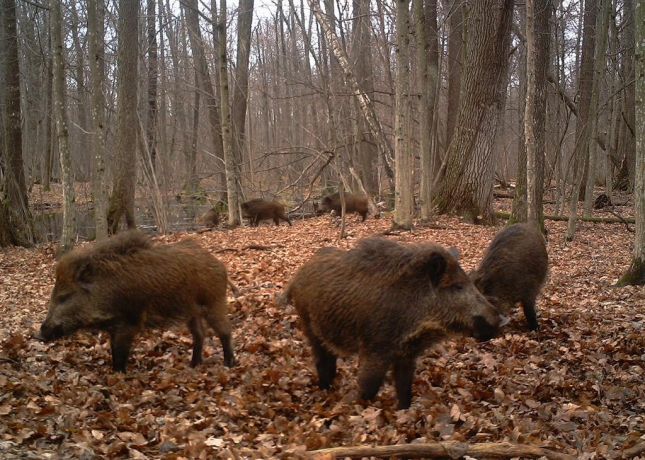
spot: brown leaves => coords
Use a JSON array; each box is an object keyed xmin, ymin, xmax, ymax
[{"xmin": 0, "ymin": 212, "xmax": 643, "ymax": 457}]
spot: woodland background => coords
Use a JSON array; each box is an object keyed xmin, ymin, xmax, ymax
[{"xmin": 1, "ymin": 0, "xmax": 645, "ymax": 458}]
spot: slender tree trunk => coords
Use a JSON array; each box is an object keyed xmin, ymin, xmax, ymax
[
  {"xmin": 107, "ymin": 0, "xmax": 139, "ymax": 233},
  {"xmin": 146, "ymin": 0, "xmax": 158, "ymax": 172},
  {"xmin": 566, "ymin": 0, "xmax": 598, "ymax": 240},
  {"xmin": 51, "ymin": 0, "xmax": 75, "ymax": 253},
  {"xmin": 446, "ymin": 0, "xmax": 463, "ymax": 146},
  {"xmin": 231, "ymin": 0, "xmax": 253, "ymax": 205},
  {"xmin": 617, "ymin": 0, "xmax": 644, "ymax": 285},
  {"xmin": 417, "ymin": 0, "xmax": 439, "ymax": 221},
  {"xmin": 0, "ymin": 0, "xmax": 34, "ymax": 247},
  {"xmin": 393, "ymin": 0, "xmax": 413, "ymax": 229},
  {"xmin": 219, "ymin": 0, "xmax": 240, "ymax": 225},
  {"xmin": 88, "ymin": 0, "xmax": 108, "ymax": 241}
]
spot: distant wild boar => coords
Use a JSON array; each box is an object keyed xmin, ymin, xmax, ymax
[
  {"xmin": 197, "ymin": 208, "xmax": 220, "ymax": 228},
  {"xmin": 320, "ymin": 192, "xmax": 369, "ymax": 221},
  {"xmin": 36, "ymin": 231, "xmax": 236, "ymax": 372},
  {"xmin": 470, "ymin": 223, "xmax": 548, "ymax": 331},
  {"xmin": 241, "ymin": 199, "xmax": 292, "ymax": 226},
  {"xmin": 281, "ymin": 237, "xmax": 507, "ymax": 409}
]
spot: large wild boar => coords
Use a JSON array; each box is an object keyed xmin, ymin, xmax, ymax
[
  {"xmin": 241, "ymin": 199, "xmax": 292, "ymax": 226},
  {"xmin": 470, "ymin": 223, "xmax": 548, "ymax": 331},
  {"xmin": 36, "ymin": 231, "xmax": 236, "ymax": 372},
  {"xmin": 320, "ymin": 192, "xmax": 368, "ymax": 221},
  {"xmin": 281, "ymin": 237, "xmax": 507, "ymax": 409}
]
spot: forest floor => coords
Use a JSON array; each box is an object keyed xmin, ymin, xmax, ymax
[{"xmin": 0, "ymin": 192, "xmax": 643, "ymax": 459}]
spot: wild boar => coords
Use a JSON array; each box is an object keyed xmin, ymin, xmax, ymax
[
  {"xmin": 281, "ymin": 237, "xmax": 507, "ymax": 409},
  {"xmin": 241, "ymin": 199, "xmax": 292, "ymax": 226},
  {"xmin": 320, "ymin": 192, "xmax": 369, "ymax": 221},
  {"xmin": 197, "ymin": 208, "xmax": 220, "ymax": 228},
  {"xmin": 470, "ymin": 223, "xmax": 548, "ymax": 331},
  {"xmin": 36, "ymin": 231, "xmax": 235, "ymax": 372}
]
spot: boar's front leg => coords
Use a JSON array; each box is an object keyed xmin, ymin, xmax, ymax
[
  {"xmin": 109, "ymin": 327, "xmax": 137, "ymax": 372},
  {"xmin": 521, "ymin": 298, "xmax": 539, "ymax": 331},
  {"xmin": 310, "ymin": 340, "xmax": 337, "ymax": 390},
  {"xmin": 357, "ymin": 353, "xmax": 389, "ymax": 403},
  {"xmin": 393, "ymin": 357, "xmax": 416, "ymax": 410}
]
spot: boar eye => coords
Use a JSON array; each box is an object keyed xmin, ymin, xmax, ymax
[
  {"xmin": 452, "ymin": 283, "xmax": 464, "ymax": 291},
  {"xmin": 56, "ymin": 293, "xmax": 71, "ymax": 303}
]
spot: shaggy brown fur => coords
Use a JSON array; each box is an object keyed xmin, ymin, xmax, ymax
[
  {"xmin": 37, "ymin": 230, "xmax": 235, "ymax": 372},
  {"xmin": 241, "ymin": 199, "xmax": 292, "ymax": 226},
  {"xmin": 320, "ymin": 192, "xmax": 368, "ymax": 221},
  {"xmin": 281, "ymin": 237, "xmax": 505, "ymax": 409},
  {"xmin": 197, "ymin": 208, "xmax": 220, "ymax": 228},
  {"xmin": 470, "ymin": 223, "xmax": 548, "ymax": 331}
]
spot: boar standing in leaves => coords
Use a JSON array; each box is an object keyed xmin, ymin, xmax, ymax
[
  {"xmin": 36, "ymin": 231, "xmax": 236, "ymax": 372},
  {"xmin": 241, "ymin": 198, "xmax": 292, "ymax": 226},
  {"xmin": 470, "ymin": 223, "xmax": 548, "ymax": 331},
  {"xmin": 320, "ymin": 192, "xmax": 369, "ymax": 221},
  {"xmin": 281, "ymin": 237, "xmax": 508, "ymax": 409}
]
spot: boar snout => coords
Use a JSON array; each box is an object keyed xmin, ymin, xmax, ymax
[{"xmin": 471, "ymin": 314, "xmax": 509, "ymax": 341}]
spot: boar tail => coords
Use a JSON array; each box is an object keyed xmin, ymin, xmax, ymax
[
  {"xmin": 227, "ymin": 277, "xmax": 242, "ymax": 297},
  {"xmin": 275, "ymin": 284, "xmax": 292, "ymax": 308}
]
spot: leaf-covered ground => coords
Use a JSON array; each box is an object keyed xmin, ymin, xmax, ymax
[{"xmin": 1, "ymin": 199, "xmax": 643, "ymax": 459}]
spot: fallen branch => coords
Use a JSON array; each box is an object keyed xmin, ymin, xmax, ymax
[
  {"xmin": 495, "ymin": 212, "xmax": 635, "ymax": 224},
  {"xmin": 308, "ymin": 440, "xmax": 575, "ymax": 460},
  {"xmin": 612, "ymin": 441, "xmax": 645, "ymax": 459}
]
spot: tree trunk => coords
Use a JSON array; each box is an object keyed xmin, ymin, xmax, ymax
[
  {"xmin": 617, "ymin": 0, "xmax": 644, "ymax": 286},
  {"xmin": 435, "ymin": 0, "xmax": 515, "ymax": 224},
  {"xmin": 219, "ymin": 0, "xmax": 241, "ymax": 225},
  {"xmin": 417, "ymin": 0, "xmax": 439, "ymax": 221},
  {"xmin": 231, "ymin": 0, "xmax": 253, "ymax": 209},
  {"xmin": 146, "ymin": 0, "xmax": 158, "ymax": 173},
  {"xmin": 393, "ymin": 0, "xmax": 413, "ymax": 229},
  {"xmin": 566, "ymin": 0, "xmax": 598, "ymax": 241},
  {"xmin": 107, "ymin": 0, "xmax": 139, "ymax": 234},
  {"xmin": 446, "ymin": 0, "xmax": 463, "ymax": 147},
  {"xmin": 88, "ymin": 0, "xmax": 108, "ymax": 241},
  {"xmin": 0, "ymin": 0, "xmax": 35, "ymax": 247},
  {"xmin": 51, "ymin": 0, "xmax": 75, "ymax": 254}
]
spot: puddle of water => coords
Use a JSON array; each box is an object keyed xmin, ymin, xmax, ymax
[{"xmin": 33, "ymin": 203, "xmax": 215, "ymax": 243}]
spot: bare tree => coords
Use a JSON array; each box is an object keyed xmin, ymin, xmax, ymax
[
  {"xmin": 393, "ymin": 0, "xmax": 413, "ymax": 229},
  {"xmin": 51, "ymin": 0, "xmax": 75, "ymax": 254},
  {"xmin": 435, "ymin": 0, "xmax": 515, "ymax": 224},
  {"xmin": 88, "ymin": 0, "xmax": 108, "ymax": 241},
  {"xmin": 446, "ymin": 0, "xmax": 463, "ymax": 147},
  {"xmin": 107, "ymin": 0, "xmax": 139, "ymax": 233},
  {"xmin": 616, "ymin": 0, "xmax": 644, "ymax": 286},
  {"xmin": 0, "ymin": 0, "xmax": 34, "ymax": 247}
]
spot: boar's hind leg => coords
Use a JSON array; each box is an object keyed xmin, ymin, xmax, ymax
[
  {"xmin": 310, "ymin": 340, "xmax": 337, "ymax": 390},
  {"xmin": 521, "ymin": 298, "xmax": 539, "ymax": 331},
  {"xmin": 109, "ymin": 328, "xmax": 137, "ymax": 373},
  {"xmin": 393, "ymin": 357, "xmax": 416, "ymax": 409},
  {"xmin": 204, "ymin": 307, "xmax": 236, "ymax": 367},
  {"xmin": 357, "ymin": 355, "xmax": 389, "ymax": 403},
  {"xmin": 187, "ymin": 317, "xmax": 205, "ymax": 367}
]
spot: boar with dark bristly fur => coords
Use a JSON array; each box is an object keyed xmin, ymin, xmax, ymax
[
  {"xmin": 470, "ymin": 223, "xmax": 548, "ymax": 331},
  {"xmin": 320, "ymin": 192, "xmax": 368, "ymax": 221},
  {"xmin": 197, "ymin": 208, "xmax": 220, "ymax": 228},
  {"xmin": 36, "ymin": 231, "xmax": 236, "ymax": 372},
  {"xmin": 241, "ymin": 199, "xmax": 292, "ymax": 226},
  {"xmin": 281, "ymin": 237, "xmax": 507, "ymax": 409}
]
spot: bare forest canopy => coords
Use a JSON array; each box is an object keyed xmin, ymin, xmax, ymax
[{"xmin": 0, "ymin": 0, "xmax": 637, "ymax": 229}]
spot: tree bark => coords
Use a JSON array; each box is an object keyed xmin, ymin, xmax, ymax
[
  {"xmin": 393, "ymin": 0, "xmax": 413, "ymax": 229},
  {"xmin": 435, "ymin": 0, "xmax": 515, "ymax": 224},
  {"xmin": 617, "ymin": 0, "xmax": 645, "ymax": 286},
  {"xmin": 88, "ymin": 0, "xmax": 108, "ymax": 241},
  {"xmin": 51, "ymin": 0, "xmax": 75, "ymax": 254},
  {"xmin": 107, "ymin": 0, "xmax": 139, "ymax": 234},
  {"xmin": 219, "ymin": 0, "xmax": 241, "ymax": 225},
  {"xmin": 446, "ymin": 0, "xmax": 463, "ymax": 147},
  {"xmin": 0, "ymin": 0, "xmax": 35, "ymax": 247}
]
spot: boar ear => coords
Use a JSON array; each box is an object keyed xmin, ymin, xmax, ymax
[
  {"xmin": 73, "ymin": 259, "xmax": 95, "ymax": 284},
  {"xmin": 425, "ymin": 252, "xmax": 448, "ymax": 287},
  {"xmin": 448, "ymin": 246, "xmax": 459, "ymax": 261}
]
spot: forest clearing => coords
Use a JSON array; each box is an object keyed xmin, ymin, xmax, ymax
[{"xmin": 1, "ymin": 194, "xmax": 643, "ymax": 459}]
